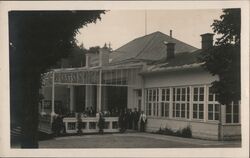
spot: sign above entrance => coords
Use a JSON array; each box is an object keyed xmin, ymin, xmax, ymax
[{"xmin": 42, "ymin": 66, "xmax": 142, "ymax": 88}]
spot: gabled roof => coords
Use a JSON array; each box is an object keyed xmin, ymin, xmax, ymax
[{"xmin": 109, "ymin": 31, "xmax": 198, "ymax": 64}]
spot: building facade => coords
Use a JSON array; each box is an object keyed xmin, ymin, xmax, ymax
[{"xmin": 40, "ymin": 31, "xmax": 241, "ymax": 140}]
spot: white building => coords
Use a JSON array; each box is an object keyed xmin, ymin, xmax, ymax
[{"xmin": 40, "ymin": 31, "xmax": 241, "ymax": 140}]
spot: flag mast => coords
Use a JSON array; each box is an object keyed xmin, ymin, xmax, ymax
[{"xmin": 145, "ymin": 10, "xmax": 147, "ymax": 35}]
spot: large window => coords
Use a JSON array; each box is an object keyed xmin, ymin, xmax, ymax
[
  {"xmin": 146, "ymin": 89, "xmax": 159, "ymax": 117},
  {"xmin": 226, "ymin": 101, "xmax": 240, "ymax": 123},
  {"xmin": 160, "ymin": 88, "xmax": 170, "ymax": 117},
  {"xmin": 192, "ymin": 87, "xmax": 204, "ymax": 119},
  {"xmin": 172, "ymin": 87, "xmax": 190, "ymax": 119},
  {"xmin": 145, "ymin": 85, "xmax": 240, "ymax": 123},
  {"xmin": 208, "ymin": 87, "xmax": 220, "ymax": 121}
]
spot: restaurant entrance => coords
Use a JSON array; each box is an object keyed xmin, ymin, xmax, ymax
[{"xmin": 106, "ymin": 86, "xmax": 127, "ymax": 113}]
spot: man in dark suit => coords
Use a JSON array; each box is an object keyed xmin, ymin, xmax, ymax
[{"xmin": 133, "ymin": 108, "xmax": 140, "ymax": 130}]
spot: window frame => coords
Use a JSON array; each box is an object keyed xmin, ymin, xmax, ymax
[
  {"xmin": 207, "ymin": 86, "xmax": 220, "ymax": 121},
  {"xmin": 192, "ymin": 86, "xmax": 205, "ymax": 120}
]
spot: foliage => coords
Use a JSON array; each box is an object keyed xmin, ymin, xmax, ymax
[
  {"xmin": 88, "ymin": 46, "xmax": 101, "ymax": 54},
  {"xmin": 199, "ymin": 9, "xmax": 241, "ymax": 105},
  {"xmin": 156, "ymin": 126, "xmax": 192, "ymax": 138},
  {"xmin": 9, "ymin": 10, "xmax": 105, "ymax": 148}
]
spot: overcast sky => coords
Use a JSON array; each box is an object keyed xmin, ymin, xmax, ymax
[{"xmin": 76, "ymin": 10, "xmax": 223, "ymax": 50}]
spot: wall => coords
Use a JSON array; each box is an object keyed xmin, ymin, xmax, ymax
[
  {"xmin": 127, "ymin": 68, "xmax": 143, "ymax": 110},
  {"xmin": 221, "ymin": 124, "xmax": 241, "ymax": 140},
  {"xmin": 143, "ymin": 67, "xmax": 221, "ymax": 140},
  {"xmin": 144, "ymin": 67, "xmax": 218, "ymax": 88},
  {"xmin": 146, "ymin": 118, "xmax": 219, "ymax": 140}
]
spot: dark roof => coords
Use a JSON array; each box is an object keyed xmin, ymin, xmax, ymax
[
  {"xmin": 141, "ymin": 49, "xmax": 203, "ymax": 74},
  {"xmin": 110, "ymin": 31, "xmax": 198, "ymax": 64}
]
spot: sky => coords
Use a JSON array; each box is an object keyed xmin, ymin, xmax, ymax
[{"xmin": 76, "ymin": 10, "xmax": 223, "ymax": 50}]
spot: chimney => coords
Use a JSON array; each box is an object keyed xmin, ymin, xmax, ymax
[
  {"xmin": 164, "ymin": 41, "xmax": 176, "ymax": 60},
  {"xmin": 170, "ymin": 30, "xmax": 173, "ymax": 38},
  {"xmin": 200, "ymin": 33, "xmax": 214, "ymax": 50}
]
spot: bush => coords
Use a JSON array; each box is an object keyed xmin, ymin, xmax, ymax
[
  {"xmin": 181, "ymin": 126, "xmax": 192, "ymax": 138},
  {"xmin": 156, "ymin": 126, "xmax": 192, "ymax": 138}
]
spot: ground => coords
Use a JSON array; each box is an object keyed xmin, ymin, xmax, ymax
[{"xmin": 38, "ymin": 131, "xmax": 241, "ymax": 148}]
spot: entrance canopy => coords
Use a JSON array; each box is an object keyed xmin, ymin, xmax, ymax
[{"xmin": 42, "ymin": 63, "xmax": 143, "ymax": 88}]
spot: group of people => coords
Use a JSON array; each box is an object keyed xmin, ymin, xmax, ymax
[
  {"xmin": 51, "ymin": 107, "xmax": 147, "ymax": 136},
  {"xmin": 118, "ymin": 108, "xmax": 147, "ymax": 133},
  {"xmin": 82, "ymin": 107, "xmax": 96, "ymax": 117}
]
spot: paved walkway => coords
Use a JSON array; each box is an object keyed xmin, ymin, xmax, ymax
[{"xmin": 39, "ymin": 132, "xmax": 241, "ymax": 148}]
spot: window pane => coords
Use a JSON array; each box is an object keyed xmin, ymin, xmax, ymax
[
  {"xmin": 215, "ymin": 113, "xmax": 219, "ymax": 120},
  {"xmin": 182, "ymin": 94, "xmax": 185, "ymax": 101},
  {"xmin": 176, "ymin": 103, "xmax": 180, "ymax": 117},
  {"xmin": 193, "ymin": 112, "xmax": 197, "ymax": 118},
  {"xmin": 176, "ymin": 103, "xmax": 180, "ymax": 110},
  {"xmin": 182, "ymin": 88, "xmax": 186, "ymax": 101},
  {"xmin": 208, "ymin": 104, "xmax": 213, "ymax": 111},
  {"xmin": 194, "ymin": 88, "xmax": 198, "ymax": 94},
  {"xmin": 153, "ymin": 103, "xmax": 156, "ymax": 115},
  {"xmin": 200, "ymin": 87, "xmax": 204, "ymax": 94},
  {"xmin": 157, "ymin": 89, "xmax": 159, "ymax": 101},
  {"xmin": 233, "ymin": 114, "xmax": 239, "ymax": 123},
  {"xmin": 226, "ymin": 114, "xmax": 232, "ymax": 123},
  {"xmin": 193, "ymin": 95, "xmax": 198, "ymax": 101},
  {"xmin": 176, "ymin": 111, "xmax": 180, "ymax": 117},
  {"xmin": 162, "ymin": 91, "xmax": 165, "ymax": 101},
  {"xmin": 166, "ymin": 89, "xmax": 170, "ymax": 95},
  {"xmin": 199, "ymin": 94, "xmax": 204, "ymax": 101},
  {"xmin": 177, "ymin": 94, "xmax": 180, "ymax": 101},
  {"xmin": 215, "ymin": 104, "xmax": 219, "ymax": 112},
  {"xmin": 193, "ymin": 104, "xmax": 197, "ymax": 111},
  {"xmin": 208, "ymin": 112, "xmax": 213, "ymax": 120},
  {"xmin": 166, "ymin": 95, "xmax": 170, "ymax": 101},
  {"xmin": 173, "ymin": 103, "xmax": 175, "ymax": 117},
  {"xmin": 177, "ymin": 88, "xmax": 180, "ymax": 95},
  {"xmin": 209, "ymin": 94, "xmax": 214, "ymax": 101},
  {"xmin": 161, "ymin": 103, "xmax": 164, "ymax": 117},
  {"xmin": 199, "ymin": 104, "xmax": 204, "ymax": 111},
  {"xmin": 199, "ymin": 112, "xmax": 204, "ymax": 119},
  {"xmin": 173, "ymin": 88, "xmax": 175, "ymax": 101},
  {"xmin": 165, "ymin": 103, "xmax": 169, "ymax": 117},
  {"xmin": 156, "ymin": 103, "xmax": 159, "ymax": 116},
  {"xmin": 181, "ymin": 103, "xmax": 185, "ymax": 110},
  {"xmin": 215, "ymin": 94, "xmax": 219, "ymax": 101},
  {"xmin": 149, "ymin": 103, "xmax": 151, "ymax": 116},
  {"xmin": 181, "ymin": 103, "xmax": 185, "ymax": 118},
  {"xmin": 181, "ymin": 111, "xmax": 185, "ymax": 118},
  {"xmin": 226, "ymin": 105, "xmax": 232, "ymax": 113},
  {"xmin": 233, "ymin": 104, "xmax": 239, "ymax": 113}
]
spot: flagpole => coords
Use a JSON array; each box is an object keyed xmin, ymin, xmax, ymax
[{"xmin": 145, "ymin": 10, "xmax": 147, "ymax": 35}]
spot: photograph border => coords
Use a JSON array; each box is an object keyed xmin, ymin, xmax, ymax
[{"xmin": 0, "ymin": 1, "xmax": 249, "ymax": 157}]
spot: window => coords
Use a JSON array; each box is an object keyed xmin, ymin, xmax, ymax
[
  {"xmin": 160, "ymin": 88, "xmax": 170, "ymax": 118},
  {"xmin": 172, "ymin": 87, "xmax": 190, "ymax": 119},
  {"xmin": 226, "ymin": 101, "xmax": 240, "ymax": 123},
  {"xmin": 208, "ymin": 104, "xmax": 219, "ymax": 120},
  {"xmin": 146, "ymin": 88, "xmax": 159, "ymax": 117},
  {"xmin": 193, "ymin": 104, "xmax": 204, "ymax": 119},
  {"xmin": 207, "ymin": 87, "xmax": 220, "ymax": 121},
  {"xmin": 192, "ymin": 86, "xmax": 204, "ymax": 120}
]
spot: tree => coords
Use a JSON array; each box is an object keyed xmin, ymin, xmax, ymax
[
  {"xmin": 199, "ymin": 9, "xmax": 240, "ymax": 105},
  {"xmin": 9, "ymin": 10, "xmax": 105, "ymax": 148},
  {"xmin": 88, "ymin": 46, "xmax": 101, "ymax": 54}
]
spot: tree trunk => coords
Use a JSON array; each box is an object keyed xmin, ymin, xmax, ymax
[{"xmin": 20, "ymin": 71, "xmax": 40, "ymax": 148}]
